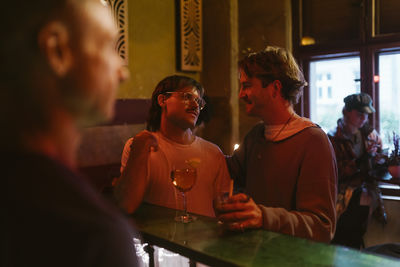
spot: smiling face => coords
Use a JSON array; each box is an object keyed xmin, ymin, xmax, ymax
[
  {"xmin": 161, "ymin": 86, "xmax": 202, "ymax": 130},
  {"xmin": 239, "ymin": 68, "xmax": 273, "ymax": 118}
]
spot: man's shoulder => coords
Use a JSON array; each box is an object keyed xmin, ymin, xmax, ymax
[
  {"xmin": 301, "ymin": 125, "xmax": 327, "ymax": 137},
  {"xmin": 327, "ymin": 126, "xmax": 339, "ymax": 138},
  {"xmin": 244, "ymin": 122, "xmax": 265, "ymax": 139},
  {"xmin": 7, "ymin": 152, "xmax": 119, "ymax": 222},
  {"xmin": 6, "ymin": 152, "xmax": 136, "ymax": 235},
  {"xmin": 289, "ymin": 126, "xmax": 331, "ymax": 147},
  {"xmin": 250, "ymin": 121, "xmax": 265, "ymax": 131},
  {"xmin": 195, "ymin": 136, "xmax": 224, "ymax": 154}
]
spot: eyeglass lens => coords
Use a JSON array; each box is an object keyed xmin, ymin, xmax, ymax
[
  {"xmin": 182, "ymin": 93, "xmax": 205, "ymax": 109},
  {"xmin": 165, "ymin": 92, "xmax": 205, "ymax": 110}
]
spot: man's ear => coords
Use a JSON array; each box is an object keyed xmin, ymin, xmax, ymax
[
  {"xmin": 38, "ymin": 21, "xmax": 73, "ymax": 77},
  {"xmin": 157, "ymin": 94, "xmax": 167, "ymax": 107}
]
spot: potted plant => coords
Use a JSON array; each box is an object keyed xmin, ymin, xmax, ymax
[{"xmin": 388, "ymin": 132, "xmax": 400, "ymax": 178}]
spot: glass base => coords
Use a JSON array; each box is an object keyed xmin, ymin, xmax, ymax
[{"xmin": 175, "ymin": 214, "xmax": 197, "ymax": 223}]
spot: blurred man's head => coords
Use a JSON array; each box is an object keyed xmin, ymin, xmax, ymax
[
  {"xmin": 342, "ymin": 93, "xmax": 375, "ymax": 129},
  {"xmin": 1, "ymin": 0, "xmax": 127, "ymax": 146}
]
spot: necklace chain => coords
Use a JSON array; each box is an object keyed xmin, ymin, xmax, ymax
[{"xmin": 270, "ymin": 113, "xmax": 294, "ymax": 142}]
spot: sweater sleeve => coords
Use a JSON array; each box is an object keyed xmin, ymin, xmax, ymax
[
  {"xmin": 214, "ymin": 150, "xmax": 233, "ymax": 196},
  {"xmin": 120, "ymin": 138, "xmax": 133, "ymax": 174},
  {"xmin": 260, "ymin": 130, "xmax": 338, "ymax": 243},
  {"xmin": 226, "ymin": 145, "xmax": 246, "ymax": 190}
]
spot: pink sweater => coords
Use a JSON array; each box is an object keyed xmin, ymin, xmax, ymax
[{"xmin": 227, "ymin": 123, "xmax": 337, "ymax": 243}]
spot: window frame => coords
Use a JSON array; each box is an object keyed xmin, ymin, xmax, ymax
[{"xmin": 292, "ymin": 0, "xmax": 400, "ymax": 133}]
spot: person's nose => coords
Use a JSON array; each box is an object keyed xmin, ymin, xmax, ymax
[
  {"xmin": 190, "ymin": 98, "xmax": 200, "ymax": 110},
  {"xmin": 239, "ymin": 88, "xmax": 246, "ymax": 99},
  {"xmin": 359, "ymin": 114, "xmax": 368, "ymax": 125}
]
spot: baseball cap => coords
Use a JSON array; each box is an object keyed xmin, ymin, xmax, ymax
[{"xmin": 344, "ymin": 93, "xmax": 375, "ymax": 114}]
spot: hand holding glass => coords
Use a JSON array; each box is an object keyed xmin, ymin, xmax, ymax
[{"xmin": 213, "ymin": 192, "xmax": 230, "ymax": 224}]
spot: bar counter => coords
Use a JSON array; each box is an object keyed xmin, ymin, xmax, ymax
[{"xmin": 130, "ymin": 203, "xmax": 399, "ymax": 266}]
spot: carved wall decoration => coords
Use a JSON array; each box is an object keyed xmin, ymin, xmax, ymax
[
  {"xmin": 178, "ymin": 0, "xmax": 202, "ymax": 71},
  {"xmin": 102, "ymin": 0, "xmax": 129, "ymax": 65}
]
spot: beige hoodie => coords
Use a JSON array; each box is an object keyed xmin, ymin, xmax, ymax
[{"xmin": 264, "ymin": 113, "xmax": 317, "ymax": 142}]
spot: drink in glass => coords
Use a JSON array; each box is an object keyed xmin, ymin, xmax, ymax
[{"xmin": 171, "ymin": 166, "xmax": 197, "ymax": 223}]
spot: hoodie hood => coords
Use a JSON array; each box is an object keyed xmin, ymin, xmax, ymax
[{"xmin": 264, "ymin": 114, "xmax": 317, "ymax": 142}]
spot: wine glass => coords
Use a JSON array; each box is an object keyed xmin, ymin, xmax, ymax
[{"xmin": 171, "ymin": 162, "xmax": 197, "ymax": 223}]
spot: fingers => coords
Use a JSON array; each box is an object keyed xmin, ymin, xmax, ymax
[
  {"xmin": 228, "ymin": 193, "xmax": 250, "ymax": 203},
  {"xmin": 223, "ymin": 214, "xmax": 262, "ymax": 231},
  {"xmin": 226, "ymin": 222, "xmax": 245, "ymax": 232},
  {"xmin": 221, "ymin": 202, "xmax": 249, "ymax": 214},
  {"xmin": 219, "ymin": 210, "xmax": 254, "ymax": 222},
  {"xmin": 217, "ymin": 194, "xmax": 263, "ymax": 231},
  {"xmin": 227, "ymin": 220, "xmax": 257, "ymax": 231},
  {"xmin": 220, "ymin": 195, "xmax": 251, "ymax": 213},
  {"xmin": 131, "ymin": 131, "xmax": 159, "ymax": 153}
]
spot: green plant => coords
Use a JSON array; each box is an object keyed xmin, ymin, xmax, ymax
[{"xmin": 389, "ymin": 132, "xmax": 400, "ymax": 166}]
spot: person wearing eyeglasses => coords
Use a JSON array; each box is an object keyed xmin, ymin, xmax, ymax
[{"xmin": 114, "ymin": 75, "xmax": 231, "ymax": 217}]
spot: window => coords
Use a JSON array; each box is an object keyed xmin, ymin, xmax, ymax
[
  {"xmin": 292, "ymin": 0, "xmax": 400, "ymax": 199},
  {"xmin": 309, "ymin": 57, "xmax": 360, "ymax": 132},
  {"xmin": 378, "ymin": 51, "xmax": 400, "ymax": 148},
  {"xmin": 292, "ymin": 0, "xmax": 400, "ymax": 150}
]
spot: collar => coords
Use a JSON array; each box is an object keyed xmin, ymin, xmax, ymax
[{"xmin": 264, "ymin": 114, "xmax": 317, "ymax": 142}]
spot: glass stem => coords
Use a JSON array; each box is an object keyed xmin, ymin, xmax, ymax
[{"xmin": 182, "ymin": 192, "xmax": 187, "ymax": 217}]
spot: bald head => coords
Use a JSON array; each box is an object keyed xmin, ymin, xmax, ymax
[
  {"xmin": 0, "ymin": 0, "xmax": 94, "ymax": 83},
  {"xmin": 0, "ymin": 0, "xmax": 126, "ymax": 147}
]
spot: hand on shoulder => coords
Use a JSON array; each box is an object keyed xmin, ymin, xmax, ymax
[{"xmin": 130, "ymin": 130, "xmax": 159, "ymax": 156}]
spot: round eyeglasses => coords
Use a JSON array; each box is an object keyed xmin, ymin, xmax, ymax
[{"xmin": 164, "ymin": 91, "xmax": 206, "ymax": 110}]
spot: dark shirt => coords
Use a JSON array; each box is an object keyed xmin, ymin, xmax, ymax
[{"xmin": 4, "ymin": 151, "xmax": 139, "ymax": 267}]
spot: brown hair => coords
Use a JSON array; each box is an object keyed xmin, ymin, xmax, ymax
[
  {"xmin": 146, "ymin": 75, "xmax": 204, "ymax": 132},
  {"xmin": 239, "ymin": 46, "xmax": 307, "ymax": 105}
]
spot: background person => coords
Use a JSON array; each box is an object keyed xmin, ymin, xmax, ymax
[
  {"xmin": 329, "ymin": 93, "xmax": 387, "ymax": 249},
  {"xmin": 3, "ymin": 1, "xmax": 138, "ymax": 266},
  {"xmin": 220, "ymin": 46, "xmax": 337, "ymax": 243}
]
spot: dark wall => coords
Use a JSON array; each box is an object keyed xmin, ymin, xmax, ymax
[
  {"xmin": 201, "ymin": 0, "xmax": 234, "ymax": 154},
  {"xmin": 238, "ymin": 0, "xmax": 291, "ymax": 140}
]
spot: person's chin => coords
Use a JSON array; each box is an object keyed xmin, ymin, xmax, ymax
[
  {"xmin": 186, "ymin": 113, "xmax": 198, "ymax": 124},
  {"xmin": 188, "ymin": 119, "xmax": 197, "ymax": 129},
  {"xmin": 245, "ymin": 106, "xmax": 256, "ymax": 117},
  {"xmin": 358, "ymin": 122, "xmax": 366, "ymax": 128},
  {"xmin": 177, "ymin": 117, "xmax": 196, "ymax": 130},
  {"xmin": 103, "ymin": 108, "xmax": 114, "ymax": 122},
  {"xmin": 82, "ymin": 104, "xmax": 114, "ymax": 127},
  {"xmin": 98, "ymin": 101, "xmax": 115, "ymax": 121}
]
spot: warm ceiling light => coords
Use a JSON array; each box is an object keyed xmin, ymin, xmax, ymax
[{"xmin": 301, "ymin": 36, "xmax": 315, "ymax": 46}]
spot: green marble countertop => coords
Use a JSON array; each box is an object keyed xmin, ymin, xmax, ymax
[{"xmin": 131, "ymin": 203, "xmax": 399, "ymax": 267}]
